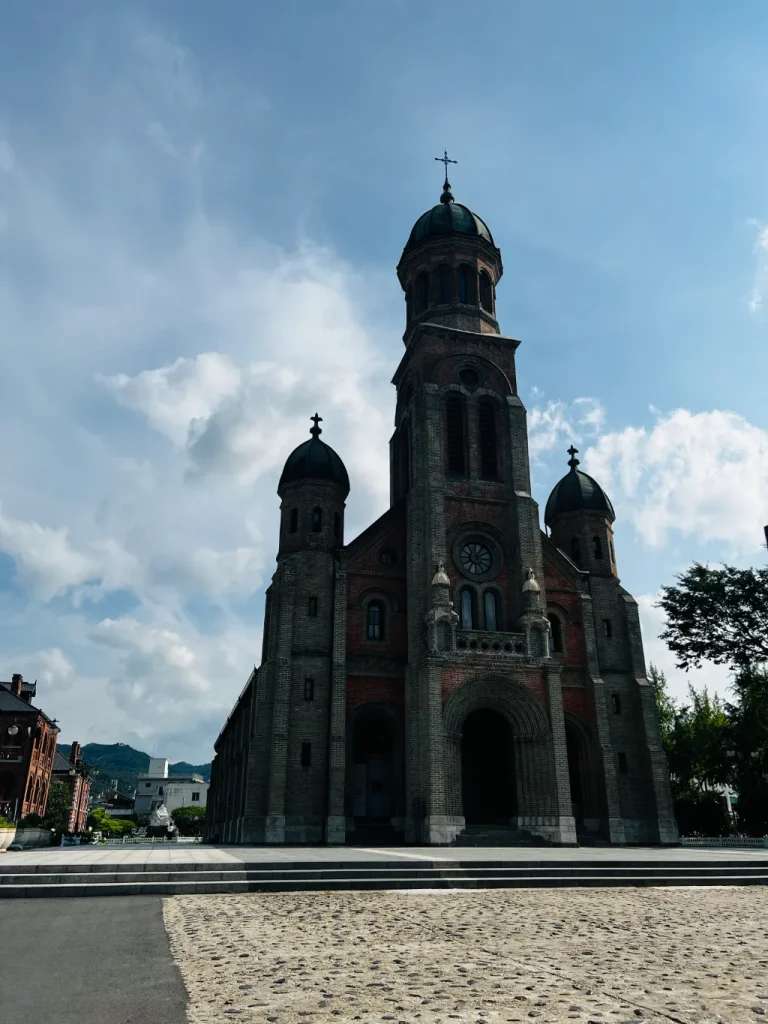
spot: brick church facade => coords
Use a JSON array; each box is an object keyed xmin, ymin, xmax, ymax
[{"xmin": 207, "ymin": 178, "xmax": 677, "ymax": 846}]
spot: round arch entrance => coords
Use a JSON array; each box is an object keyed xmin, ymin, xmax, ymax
[{"xmin": 461, "ymin": 709, "xmax": 516, "ymax": 825}]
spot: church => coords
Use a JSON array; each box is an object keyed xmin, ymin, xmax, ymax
[{"xmin": 207, "ymin": 171, "xmax": 677, "ymax": 847}]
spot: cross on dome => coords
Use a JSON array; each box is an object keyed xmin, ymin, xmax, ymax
[
  {"xmin": 434, "ymin": 148, "xmax": 457, "ymax": 204},
  {"xmin": 567, "ymin": 445, "xmax": 580, "ymax": 470},
  {"xmin": 310, "ymin": 412, "xmax": 323, "ymax": 438}
]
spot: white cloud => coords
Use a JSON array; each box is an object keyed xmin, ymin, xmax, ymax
[
  {"xmin": 0, "ymin": 504, "xmax": 139, "ymax": 602},
  {"xmin": 584, "ymin": 408, "xmax": 768, "ymax": 551},
  {"xmin": 528, "ymin": 396, "xmax": 606, "ymax": 457},
  {"xmin": 748, "ymin": 220, "xmax": 768, "ymax": 313}
]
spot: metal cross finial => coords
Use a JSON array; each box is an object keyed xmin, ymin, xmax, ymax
[
  {"xmin": 567, "ymin": 445, "xmax": 580, "ymax": 469},
  {"xmin": 310, "ymin": 412, "xmax": 323, "ymax": 437},
  {"xmin": 435, "ymin": 149, "xmax": 457, "ymax": 182}
]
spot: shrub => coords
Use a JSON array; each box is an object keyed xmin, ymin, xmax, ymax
[
  {"xmin": 18, "ymin": 813, "xmax": 44, "ymax": 828},
  {"xmin": 172, "ymin": 805, "xmax": 206, "ymax": 836},
  {"xmin": 0, "ymin": 815, "xmax": 15, "ymax": 829}
]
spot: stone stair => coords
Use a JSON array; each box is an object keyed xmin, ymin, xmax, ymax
[
  {"xmin": 454, "ymin": 825, "xmax": 554, "ymax": 847},
  {"xmin": 1, "ymin": 857, "xmax": 768, "ymax": 898}
]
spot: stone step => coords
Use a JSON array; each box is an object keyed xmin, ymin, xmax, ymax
[{"xmin": 1, "ymin": 862, "xmax": 767, "ymax": 897}]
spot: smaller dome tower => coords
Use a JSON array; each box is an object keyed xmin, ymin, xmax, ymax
[
  {"xmin": 545, "ymin": 447, "xmax": 618, "ymax": 577},
  {"xmin": 277, "ymin": 413, "xmax": 349, "ymax": 558},
  {"xmin": 397, "ymin": 160, "xmax": 503, "ymax": 341}
]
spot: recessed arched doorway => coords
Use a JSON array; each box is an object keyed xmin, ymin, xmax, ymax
[
  {"xmin": 461, "ymin": 709, "xmax": 516, "ymax": 825},
  {"xmin": 565, "ymin": 718, "xmax": 601, "ymax": 837},
  {"xmin": 350, "ymin": 705, "xmax": 402, "ymax": 825}
]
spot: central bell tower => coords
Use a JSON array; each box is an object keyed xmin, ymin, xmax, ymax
[{"xmin": 392, "ymin": 173, "xmax": 575, "ymax": 844}]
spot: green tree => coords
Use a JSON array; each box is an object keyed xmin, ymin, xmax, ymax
[
  {"xmin": 172, "ymin": 805, "xmax": 206, "ymax": 837},
  {"xmin": 726, "ymin": 667, "xmax": 768, "ymax": 835},
  {"xmin": 87, "ymin": 806, "xmax": 136, "ymax": 837},
  {"xmin": 42, "ymin": 781, "xmax": 72, "ymax": 837},
  {"xmin": 649, "ymin": 663, "xmax": 676, "ymax": 744},
  {"xmin": 658, "ymin": 563, "xmax": 768, "ymax": 672}
]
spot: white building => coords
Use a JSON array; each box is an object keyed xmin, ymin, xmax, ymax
[{"xmin": 133, "ymin": 757, "xmax": 208, "ymax": 819}]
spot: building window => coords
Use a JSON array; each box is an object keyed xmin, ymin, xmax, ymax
[
  {"xmin": 311, "ymin": 507, "xmax": 323, "ymax": 533},
  {"xmin": 158, "ymin": 786, "xmax": 164, "ymax": 796},
  {"xmin": 609, "ymin": 537, "xmax": 616, "ymax": 564},
  {"xmin": 458, "ymin": 264, "xmax": 476, "ymax": 304},
  {"xmin": 308, "ymin": 596, "xmax": 318, "ymax": 617},
  {"xmin": 415, "ymin": 272, "xmax": 429, "ymax": 314},
  {"xmin": 301, "ymin": 742, "xmax": 312, "ymax": 768},
  {"xmin": 479, "ymin": 270, "xmax": 493, "ymax": 313},
  {"xmin": 145, "ymin": 782, "xmax": 152, "ymax": 788},
  {"xmin": 437, "ymin": 263, "xmax": 452, "ymax": 304},
  {"xmin": 571, "ymin": 537, "xmax": 581, "ymax": 564},
  {"xmin": 445, "ymin": 393, "xmax": 467, "ymax": 476},
  {"xmin": 192, "ymin": 792, "xmax": 200, "ymax": 802},
  {"xmin": 483, "ymin": 589, "xmax": 500, "ymax": 631},
  {"xmin": 304, "ymin": 677, "xmax": 315, "ymax": 701},
  {"xmin": 611, "ymin": 693, "xmax": 621, "ymax": 714},
  {"xmin": 289, "ymin": 508, "xmax": 298, "ymax": 534},
  {"xmin": 617, "ymin": 752, "xmax": 628, "ymax": 775},
  {"xmin": 334, "ymin": 512, "xmax": 341, "ymax": 540},
  {"xmin": 548, "ymin": 613, "xmax": 564, "ymax": 653},
  {"xmin": 478, "ymin": 397, "xmax": 498, "ymax": 480},
  {"xmin": 593, "ymin": 535, "xmax": 603, "ymax": 559},
  {"xmin": 603, "ymin": 618, "xmax": 613, "ymax": 639},
  {"xmin": 460, "ymin": 586, "xmax": 477, "ymax": 629},
  {"xmin": 366, "ymin": 600, "xmax": 385, "ymax": 641},
  {"xmin": 398, "ymin": 423, "xmax": 411, "ymax": 497}
]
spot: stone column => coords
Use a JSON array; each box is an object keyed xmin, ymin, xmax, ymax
[
  {"xmin": 545, "ymin": 664, "xmax": 578, "ymax": 844},
  {"xmin": 580, "ymin": 592, "xmax": 626, "ymax": 844},
  {"xmin": 325, "ymin": 564, "xmax": 348, "ymax": 843},
  {"xmin": 265, "ymin": 564, "xmax": 296, "ymax": 843}
]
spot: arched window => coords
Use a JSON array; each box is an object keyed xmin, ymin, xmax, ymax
[
  {"xmin": 593, "ymin": 535, "xmax": 603, "ymax": 559},
  {"xmin": 438, "ymin": 264, "xmax": 453, "ymax": 304},
  {"xmin": 483, "ymin": 590, "xmax": 500, "ymax": 631},
  {"xmin": 415, "ymin": 272, "xmax": 429, "ymax": 314},
  {"xmin": 548, "ymin": 613, "xmax": 564, "ymax": 653},
  {"xmin": 611, "ymin": 693, "xmax": 621, "ymax": 715},
  {"xmin": 311, "ymin": 507, "xmax": 323, "ymax": 533},
  {"xmin": 334, "ymin": 512, "xmax": 341, "ymax": 541},
  {"xmin": 445, "ymin": 393, "xmax": 467, "ymax": 476},
  {"xmin": 479, "ymin": 270, "xmax": 493, "ymax": 313},
  {"xmin": 289, "ymin": 508, "xmax": 298, "ymax": 534},
  {"xmin": 478, "ymin": 397, "xmax": 498, "ymax": 480},
  {"xmin": 458, "ymin": 264, "xmax": 476, "ymax": 304},
  {"xmin": 366, "ymin": 600, "xmax": 385, "ymax": 641},
  {"xmin": 460, "ymin": 587, "xmax": 477, "ymax": 629},
  {"xmin": 609, "ymin": 536, "xmax": 616, "ymax": 564},
  {"xmin": 571, "ymin": 537, "xmax": 581, "ymax": 564}
]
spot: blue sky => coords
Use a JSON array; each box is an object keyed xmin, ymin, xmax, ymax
[{"xmin": 1, "ymin": 2, "xmax": 766, "ymax": 760}]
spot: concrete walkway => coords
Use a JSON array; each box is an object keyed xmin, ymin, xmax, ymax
[
  {"xmin": 2, "ymin": 842, "xmax": 768, "ymax": 866},
  {"xmin": 0, "ymin": 897, "xmax": 187, "ymax": 1024}
]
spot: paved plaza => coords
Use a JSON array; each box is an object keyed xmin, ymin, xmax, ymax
[
  {"xmin": 3, "ymin": 842, "xmax": 768, "ymax": 867},
  {"xmin": 164, "ymin": 886, "xmax": 768, "ymax": 1024}
]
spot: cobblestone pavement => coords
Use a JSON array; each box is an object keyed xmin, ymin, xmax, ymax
[{"xmin": 163, "ymin": 887, "xmax": 768, "ymax": 1024}]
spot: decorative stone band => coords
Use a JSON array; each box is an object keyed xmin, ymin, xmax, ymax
[{"xmin": 455, "ymin": 628, "xmax": 528, "ymax": 656}]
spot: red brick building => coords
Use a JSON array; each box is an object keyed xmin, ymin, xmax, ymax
[
  {"xmin": 208, "ymin": 180, "xmax": 676, "ymax": 847},
  {"xmin": 0, "ymin": 674, "xmax": 59, "ymax": 822},
  {"xmin": 52, "ymin": 741, "xmax": 91, "ymax": 834}
]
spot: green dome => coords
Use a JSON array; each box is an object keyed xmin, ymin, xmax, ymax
[
  {"xmin": 544, "ymin": 449, "xmax": 615, "ymax": 528},
  {"xmin": 404, "ymin": 185, "xmax": 495, "ymax": 253},
  {"xmin": 278, "ymin": 417, "xmax": 350, "ymax": 497}
]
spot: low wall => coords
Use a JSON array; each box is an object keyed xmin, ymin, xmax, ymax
[{"xmin": 681, "ymin": 836, "xmax": 768, "ymax": 849}]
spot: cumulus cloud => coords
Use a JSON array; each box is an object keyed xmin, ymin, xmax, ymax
[
  {"xmin": 584, "ymin": 409, "xmax": 768, "ymax": 551},
  {"xmin": 528, "ymin": 397, "xmax": 606, "ymax": 457}
]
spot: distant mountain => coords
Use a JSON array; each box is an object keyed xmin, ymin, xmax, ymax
[{"xmin": 57, "ymin": 742, "xmax": 211, "ymax": 798}]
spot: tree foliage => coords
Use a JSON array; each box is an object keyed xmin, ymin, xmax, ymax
[
  {"xmin": 42, "ymin": 781, "xmax": 73, "ymax": 836},
  {"xmin": 658, "ymin": 563, "xmax": 768, "ymax": 672},
  {"xmin": 172, "ymin": 805, "xmax": 206, "ymax": 836},
  {"xmin": 87, "ymin": 806, "xmax": 136, "ymax": 837}
]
